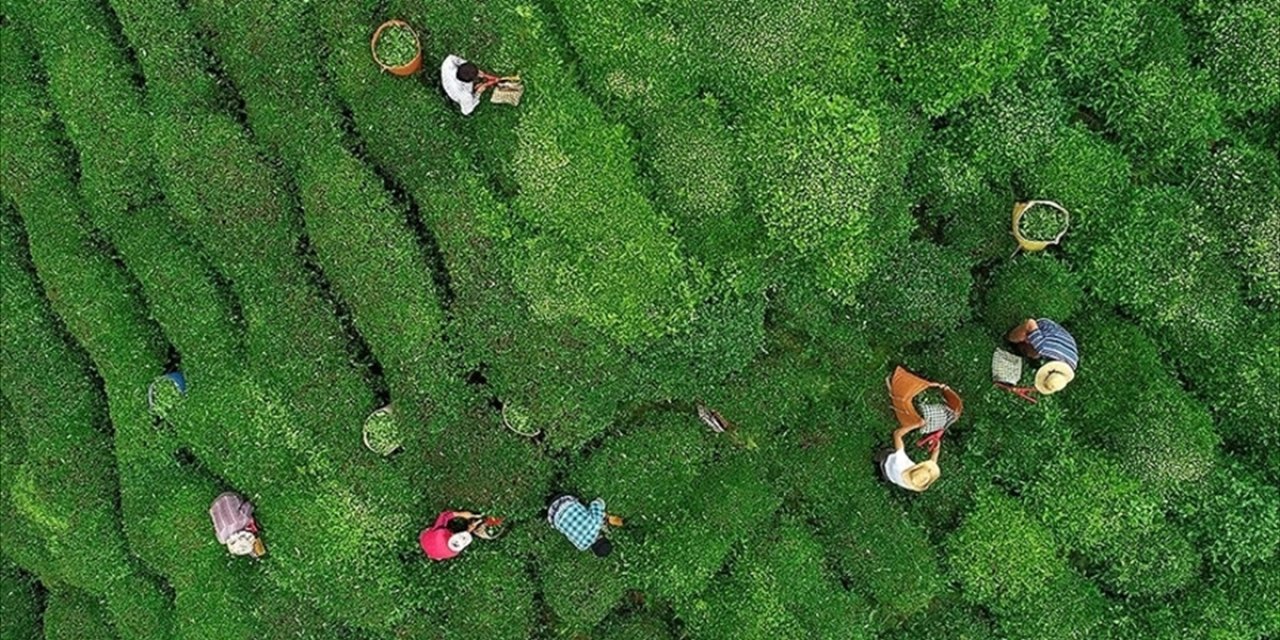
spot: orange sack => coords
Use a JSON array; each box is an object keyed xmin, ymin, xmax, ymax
[{"xmin": 889, "ymin": 366, "xmax": 964, "ymax": 431}]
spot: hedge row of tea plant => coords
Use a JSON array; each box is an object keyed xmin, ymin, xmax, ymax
[{"xmin": 2, "ymin": 0, "xmax": 1277, "ymax": 637}]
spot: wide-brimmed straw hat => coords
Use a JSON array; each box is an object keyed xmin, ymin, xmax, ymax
[
  {"xmin": 1035, "ymin": 361, "xmax": 1076, "ymax": 395},
  {"xmin": 904, "ymin": 460, "xmax": 941, "ymax": 492},
  {"xmin": 226, "ymin": 530, "xmax": 257, "ymax": 556}
]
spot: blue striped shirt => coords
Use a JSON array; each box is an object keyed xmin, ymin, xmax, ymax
[{"xmin": 1029, "ymin": 318, "xmax": 1079, "ymax": 370}]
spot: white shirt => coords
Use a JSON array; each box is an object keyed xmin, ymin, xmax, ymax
[
  {"xmin": 441, "ymin": 55, "xmax": 480, "ymax": 116},
  {"xmin": 882, "ymin": 447, "xmax": 918, "ymax": 491}
]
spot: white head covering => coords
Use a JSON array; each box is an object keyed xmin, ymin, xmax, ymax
[{"xmin": 447, "ymin": 531, "xmax": 473, "ymax": 554}]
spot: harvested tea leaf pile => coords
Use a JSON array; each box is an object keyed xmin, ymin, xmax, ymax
[
  {"xmin": 3, "ymin": 0, "xmax": 1278, "ymax": 638},
  {"xmin": 363, "ymin": 408, "xmax": 401, "ymax": 455},
  {"xmin": 1018, "ymin": 205, "xmax": 1067, "ymax": 241},
  {"xmin": 375, "ymin": 24, "xmax": 417, "ymax": 67}
]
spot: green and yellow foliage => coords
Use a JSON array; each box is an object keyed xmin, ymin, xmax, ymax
[{"xmin": 0, "ymin": 0, "xmax": 1269, "ymax": 636}]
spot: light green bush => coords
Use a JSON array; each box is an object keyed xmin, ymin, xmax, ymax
[
  {"xmin": 1205, "ymin": 0, "xmax": 1280, "ymax": 116},
  {"xmin": 745, "ymin": 89, "xmax": 920, "ymax": 303},
  {"xmin": 870, "ymin": 0, "xmax": 1049, "ymax": 115}
]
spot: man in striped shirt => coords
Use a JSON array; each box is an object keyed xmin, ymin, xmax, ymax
[{"xmin": 1007, "ymin": 318, "xmax": 1079, "ymax": 394}]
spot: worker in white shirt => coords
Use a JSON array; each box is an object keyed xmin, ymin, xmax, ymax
[
  {"xmin": 441, "ymin": 55, "xmax": 499, "ymax": 116},
  {"xmin": 879, "ymin": 424, "xmax": 942, "ymax": 492}
]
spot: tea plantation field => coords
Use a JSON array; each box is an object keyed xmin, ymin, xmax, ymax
[{"xmin": 1, "ymin": 0, "xmax": 1278, "ymax": 638}]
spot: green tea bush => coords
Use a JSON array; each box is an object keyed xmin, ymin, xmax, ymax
[
  {"xmin": 593, "ymin": 613, "xmax": 672, "ymax": 640},
  {"xmin": 1100, "ymin": 61, "xmax": 1224, "ymax": 178},
  {"xmin": 1026, "ymin": 451, "xmax": 1199, "ymax": 598},
  {"xmin": 1023, "ymin": 124, "xmax": 1133, "ymax": 252},
  {"xmin": 981, "ymin": 255, "xmax": 1084, "ymax": 334},
  {"xmin": 942, "ymin": 69, "xmax": 1067, "ymax": 179},
  {"xmin": 1191, "ymin": 142, "xmax": 1280, "ymax": 309},
  {"xmin": 1, "ymin": 218, "xmax": 173, "ymax": 639},
  {"xmin": 947, "ymin": 491, "xmax": 1110, "ymax": 638},
  {"xmin": 660, "ymin": 0, "xmax": 876, "ymax": 106},
  {"xmin": 108, "ymin": 0, "xmax": 375, "ymax": 452},
  {"xmin": 1205, "ymin": 0, "xmax": 1280, "ymax": 116},
  {"xmin": 509, "ymin": 93, "xmax": 703, "ymax": 346},
  {"xmin": 1044, "ymin": 0, "xmax": 1144, "ymax": 88},
  {"xmin": 1064, "ymin": 314, "xmax": 1219, "ymax": 494},
  {"xmin": 745, "ymin": 90, "xmax": 919, "ymax": 303},
  {"xmin": 0, "ymin": 561, "xmax": 41, "ymax": 640},
  {"xmin": 533, "ymin": 524, "xmax": 632, "ymax": 635},
  {"xmin": 1172, "ymin": 457, "xmax": 1280, "ymax": 574},
  {"xmin": 782, "ymin": 409, "xmax": 943, "ymax": 617},
  {"xmin": 677, "ymin": 518, "xmax": 874, "ymax": 640},
  {"xmin": 869, "ymin": 0, "xmax": 1049, "ymax": 115},
  {"xmin": 43, "ymin": 588, "xmax": 119, "ymax": 640},
  {"xmin": 855, "ymin": 240, "xmax": 974, "ymax": 350},
  {"xmin": 188, "ymin": 0, "xmax": 463, "ymax": 435},
  {"xmin": 880, "ymin": 593, "xmax": 997, "ymax": 640},
  {"xmin": 630, "ymin": 453, "xmax": 780, "ymax": 603}
]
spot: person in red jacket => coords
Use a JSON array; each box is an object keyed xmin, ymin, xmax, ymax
[{"xmin": 419, "ymin": 510, "xmax": 483, "ymax": 561}]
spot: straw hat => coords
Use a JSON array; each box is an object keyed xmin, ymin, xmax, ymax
[
  {"xmin": 1035, "ymin": 361, "xmax": 1076, "ymax": 395},
  {"xmin": 226, "ymin": 530, "xmax": 257, "ymax": 556},
  {"xmin": 903, "ymin": 460, "xmax": 941, "ymax": 492}
]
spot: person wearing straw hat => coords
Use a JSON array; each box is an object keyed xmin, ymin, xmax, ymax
[
  {"xmin": 879, "ymin": 424, "xmax": 942, "ymax": 492},
  {"xmin": 209, "ymin": 492, "xmax": 266, "ymax": 558},
  {"xmin": 1006, "ymin": 318, "xmax": 1079, "ymax": 395},
  {"xmin": 419, "ymin": 509, "xmax": 484, "ymax": 561}
]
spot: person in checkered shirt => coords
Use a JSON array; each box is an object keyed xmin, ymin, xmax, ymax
[{"xmin": 547, "ymin": 495, "xmax": 614, "ymax": 557}]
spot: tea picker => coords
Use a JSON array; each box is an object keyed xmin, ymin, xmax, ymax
[
  {"xmin": 1004, "ymin": 318, "xmax": 1079, "ymax": 396},
  {"xmin": 441, "ymin": 55, "xmax": 524, "ymax": 116},
  {"xmin": 547, "ymin": 495, "xmax": 621, "ymax": 557},
  {"xmin": 210, "ymin": 492, "xmax": 267, "ymax": 558},
  {"xmin": 419, "ymin": 510, "xmax": 505, "ymax": 561}
]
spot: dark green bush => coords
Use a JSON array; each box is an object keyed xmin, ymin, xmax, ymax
[
  {"xmin": 676, "ymin": 518, "xmax": 874, "ymax": 640},
  {"xmin": 855, "ymin": 240, "xmax": 974, "ymax": 349},
  {"xmin": 42, "ymin": 588, "xmax": 119, "ymax": 640},
  {"xmin": 0, "ymin": 561, "xmax": 41, "ymax": 640},
  {"xmin": 869, "ymin": 0, "xmax": 1049, "ymax": 115},
  {"xmin": 981, "ymin": 255, "xmax": 1083, "ymax": 335},
  {"xmin": 1064, "ymin": 314, "xmax": 1219, "ymax": 494},
  {"xmin": 947, "ymin": 491, "xmax": 1111, "ymax": 638},
  {"xmin": 1101, "ymin": 61, "xmax": 1224, "ymax": 178}
]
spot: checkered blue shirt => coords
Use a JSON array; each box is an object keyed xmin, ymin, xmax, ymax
[{"xmin": 549, "ymin": 496, "xmax": 605, "ymax": 551}]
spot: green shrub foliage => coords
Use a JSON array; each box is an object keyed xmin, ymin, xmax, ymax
[
  {"xmin": 870, "ymin": 0, "xmax": 1049, "ymax": 115},
  {"xmin": 982, "ymin": 255, "xmax": 1083, "ymax": 334},
  {"xmin": 0, "ymin": 0, "xmax": 1270, "ymax": 636}
]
